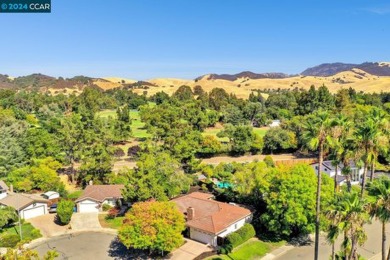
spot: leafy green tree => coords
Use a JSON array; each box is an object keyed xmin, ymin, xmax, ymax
[
  {"xmin": 222, "ymin": 104, "xmax": 246, "ymax": 125},
  {"xmin": 57, "ymin": 200, "xmax": 74, "ymax": 225},
  {"xmin": 367, "ymin": 177, "xmax": 390, "ymax": 260},
  {"xmin": 0, "ymin": 122, "xmax": 27, "ymax": 178},
  {"xmin": 199, "ymin": 135, "xmax": 222, "ymax": 156},
  {"xmin": 217, "ymin": 124, "xmax": 255, "ymax": 154},
  {"xmin": 122, "ymin": 149, "xmax": 191, "ymax": 202},
  {"xmin": 118, "ymin": 201, "xmax": 185, "ymax": 254},
  {"xmin": 24, "ymin": 128, "xmax": 61, "ymax": 161},
  {"xmin": 260, "ymin": 165, "xmax": 333, "ymax": 238},
  {"xmin": 302, "ymin": 110, "xmax": 333, "ymax": 260},
  {"xmin": 112, "ymin": 106, "xmax": 132, "ymax": 143},
  {"xmin": 209, "ymin": 88, "xmax": 230, "ymax": 110},
  {"xmin": 173, "ymin": 85, "xmax": 194, "ymax": 101},
  {"xmin": 7, "ymin": 157, "xmax": 64, "ymax": 193},
  {"xmin": 263, "ymin": 127, "xmax": 297, "ymax": 153},
  {"xmin": 0, "ymin": 206, "xmax": 17, "ymax": 229}
]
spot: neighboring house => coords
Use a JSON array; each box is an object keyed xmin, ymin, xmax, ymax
[
  {"xmin": 0, "ymin": 180, "xmax": 9, "ymax": 200},
  {"xmin": 42, "ymin": 191, "xmax": 60, "ymax": 200},
  {"xmin": 311, "ymin": 160, "xmax": 364, "ymax": 186},
  {"xmin": 0, "ymin": 192, "xmax": 49, "ymax": 219},
  {"xmin": 75, "ymin": 185, "xmax": 124, "ymax": 213},
  {"xmin": 172, "ymin": 192, "xmax": 252, "ymax": 247},
  {"xmin": 269, "ymin": 120, "xmax": 281, "ymax": 128}
]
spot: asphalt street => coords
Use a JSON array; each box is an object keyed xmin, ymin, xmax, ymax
[{"xmin": 276, "ymin": 220, "xmax": 388, "ymax": 260}]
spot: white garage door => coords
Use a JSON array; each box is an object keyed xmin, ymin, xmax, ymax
[
  {"xmin": 190, "ymin": 228, "xmax": 214, "ymax": 245},
  {"xmin": 23, "ymin": 206, "xmax": 45, "ymax": 219},
  {"xmin": 78, "ymin": 202, "xmax": 99, "ymax": 213}
]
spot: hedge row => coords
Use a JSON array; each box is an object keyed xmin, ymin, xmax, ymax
[{"xmin": 219, "ymin": 223, "xmax": 256, "ymax": 254}]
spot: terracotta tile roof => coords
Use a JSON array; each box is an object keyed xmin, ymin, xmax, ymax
[
  {"xmin": 0, "ymin": 180, "xmax": 9, "ymax": 191},
  {"xmin": 0, "ymin": 193, "xmax": 48, "ymax": 210},
  {"xmin": 172, "ymin": 192, "xmax": 251, "ymax": 235},
  {"xmin": 75, "ymin": 185, "xmax": 125, "ymax": 203}
]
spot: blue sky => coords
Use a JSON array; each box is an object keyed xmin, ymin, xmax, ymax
[{"xmin": 0, "ymin": 0, "xmax": 389, "ymax": 79}]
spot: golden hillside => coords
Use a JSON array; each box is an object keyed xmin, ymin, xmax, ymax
[{"xmin": 131, "ymin": 69, "xmax": 390, "ymax": 99}]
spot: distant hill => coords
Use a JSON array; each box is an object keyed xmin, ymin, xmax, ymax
[
  {"xmin": 301, "ymin": 62, "xmax": 390, "ymax": 77},
  {"xmin": 196, "ymin": 71, "xmax": 289, "ymax": 81},
  {"xmin": 1, "ymin": 61, "xmax": 390, "ymax": 98}
]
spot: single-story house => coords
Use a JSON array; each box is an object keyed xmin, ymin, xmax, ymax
[
  {"xmin": 75, "ymin": 184, "xmax": 124, "ymax": 213},
  {"xmin": 0, "ymin": 180, "xmax": 9, "ymax": 200},
  {"xmin": 0, "ymin": 192, "xmax": 49, "ymax": 219},
  {"xmin": 172, "ymin": 192, "xmax": 252, "ymax": 247},
  {"xmin": 311, "ymin": 160, "xmax": 364, "ymax": 186}
]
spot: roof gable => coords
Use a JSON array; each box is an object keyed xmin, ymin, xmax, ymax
[
  {"xmin": 172, "ymin": 192, "xmax": 251, "ymax": 234},
  {"xmin": 0, "ymin": 180, "xmax": 9, "ymax": 191},
  {"xmin": 0, "ymin": 193, "xmax": 48, "ymax": 210},
  {"xmin": 76, "ymin": 185, "xmax": 125, "ymax": 203}
]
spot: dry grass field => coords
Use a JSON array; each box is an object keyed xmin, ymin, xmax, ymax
[{"xmin": 129, "ymin": 69, "xmax": 390, "ymax": 99}]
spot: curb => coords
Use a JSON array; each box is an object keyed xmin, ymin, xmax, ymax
[{"xmin": 261, "ymin": 245, "xmax": 295, "ymax": 260}]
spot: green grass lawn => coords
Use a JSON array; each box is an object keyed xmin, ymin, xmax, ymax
[
  {"xmin": 98, "ymin": 214, "xmax": 125, "ymax": 229},
  {"xmin": 209, "ymin": 239, "xmax": 284, "ymax": 260},
  {"xmin": 203, "ymin": 128, "xmax": 229, "ymax": 142},
  {"xmin": 253, "ymin": 127, "xmax": 268, "ymax": 137},
  {"xmin": 0, "ymin": 223, "xmax": 42, "ymax": 243},
  {"xmin": 97, "ymin": 109, "xmax": 151, "ymax": 139}
]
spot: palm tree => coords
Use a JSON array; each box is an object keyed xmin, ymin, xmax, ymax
[
  {"xmin": 367, "ymin": 176, "xmax": 390, "ymax": 260},
  {"xmin": 326, "ymin": 192, "xmax": 369, "ymax": 260},
  {"xmin": 328, "ymin": 114, "xmax": 353, "ymax": 192},
  {"xmin": 368, "ymin": 109, "xmax": 389, "ymax": 182},
  {"xmin": 302, "ymin": 110, "xmax": 333, "ymax": 260},
  {"xmin": 355, "ymin": 116, "xmax": 387, "ymax": 197}
]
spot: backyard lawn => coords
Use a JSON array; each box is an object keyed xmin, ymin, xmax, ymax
[
  {"xmin": 98, "ymin": 214, "xmax": 125, "ymax": 229},
  {"xmin": 209, "ymin": 239, "xmax": 284, "ymax": 260}
]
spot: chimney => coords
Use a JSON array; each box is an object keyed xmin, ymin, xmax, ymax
[
  {"xmin": 10, "ymin": 184, "xmax": 13, "ymax": 193},
  {"xmin": 187, "ymin": 207, "xmax": 195, "ymax": 221},
  {"xmin": 89, "ymin": 180, "xmax": 93, "ymax": 186}
]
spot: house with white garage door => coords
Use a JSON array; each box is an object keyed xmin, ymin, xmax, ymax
[
  {"xmin": 172, "ymin": 192, "xmax": 252, "ymax": 247},
  {"xmin": 76, "ymin": 184, "xmax": 124, "ymax": 213},
  {"xmin": 0, "ymin": 192, "xmax": 49, "ymax": 219}
]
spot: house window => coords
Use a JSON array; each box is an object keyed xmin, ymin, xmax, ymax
[
  {"xmin": 235, "ymin": 224, "xmax": 238, "ymax": 229},
  {"xmin": 315, "ymin": 166, "xmax": 318, "ymax": 170}
]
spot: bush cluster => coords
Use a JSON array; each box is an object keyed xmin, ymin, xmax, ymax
[{"xmin": 219, "ymin": 223, "xmax": 255, "ymax": 254}]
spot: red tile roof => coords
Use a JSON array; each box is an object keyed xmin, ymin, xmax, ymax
[
  {"xmin": 172, "ymin": 192, "xmax": 251, "ymax": 235},
  {"xmin": 75, "ymin": 185, "xmax": 125, "ymax": 203}
]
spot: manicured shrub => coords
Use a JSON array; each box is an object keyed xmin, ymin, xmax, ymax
[
  {"xmin": 102, "ymin": 203, "xmax": 112, "ymax": 212},
  {"xmin": 224, "ymin": 224, "xmax": 256, "ymax": 250},
  {"xmin": 226, "ymin": 232, "xmax": 242, "ymax": 248},
  {"xmin": 57, "ymin": 200, "xmax": 74, "ymax": 225},
  {"xmin": 236, "ymin": 223, "xmax": 256, "ymax": 242},
  {"xmin": 0, "ymin": 234, "xmax": 20, "ymax": 248}
]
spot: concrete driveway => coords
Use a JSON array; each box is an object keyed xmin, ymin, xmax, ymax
[
  {"xmin": 28, "ymin": 214, "xmax": 69, "ymax": 237},
  {"xmin": 70, "ymin": 213, "xmax": 101, "ymax": 231},
  {"xmin": 170, "ymin": 239, "xmax": 212, "ymax": 260}
]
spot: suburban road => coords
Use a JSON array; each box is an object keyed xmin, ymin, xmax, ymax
[{"xmin": 276, "ymin": 220, "xmax": 388, "ymax": 260}]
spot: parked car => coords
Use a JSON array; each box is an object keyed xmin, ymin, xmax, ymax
[{"xmin": 49, "ymin": 203, "xmax": 58, "ymax": 213}]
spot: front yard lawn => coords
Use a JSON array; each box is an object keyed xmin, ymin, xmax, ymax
[
  {"xmin": 0, "ymin": 223, "xmax": 42, "ymax": 247},
  {"xmin": 98, "ymin": 214, "xmax": 124, "ymax": 229},
  {"xmin": 209, "ymin": 239, "xmax": 285, "ymax": 260}
]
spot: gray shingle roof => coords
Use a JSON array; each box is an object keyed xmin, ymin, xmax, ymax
[{"xmin": 0, "ymin": 193, "xmax": 48, "ymax": 210}]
